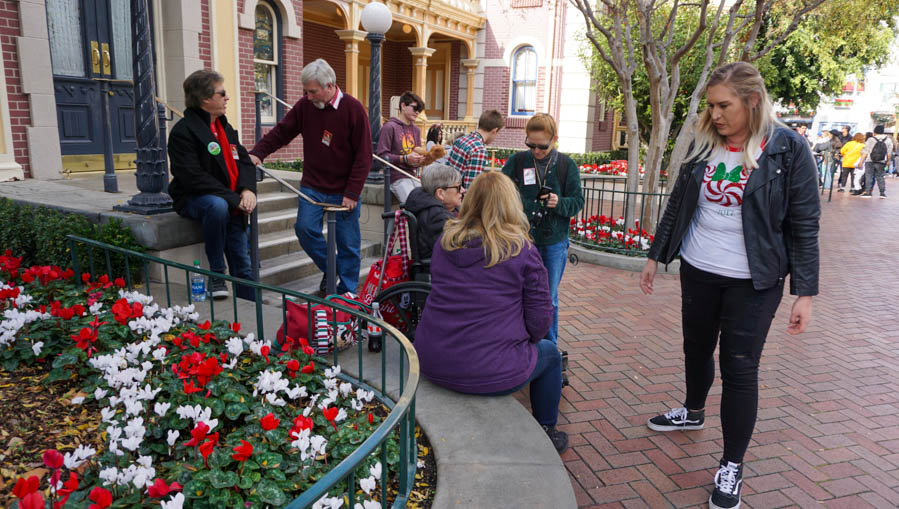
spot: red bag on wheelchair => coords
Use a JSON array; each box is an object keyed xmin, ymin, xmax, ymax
[
  {"xmin": 275, "ymin": 293, "xmax": 368, "ymax": 354},
  {"xmin": 359, "ymin": 210, "xmax": 411, "ymax": 330}
]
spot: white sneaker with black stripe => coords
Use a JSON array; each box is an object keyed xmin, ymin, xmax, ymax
[{"xmin": 647, "ymin": 407, "xmax": 704, "ymax": 431}]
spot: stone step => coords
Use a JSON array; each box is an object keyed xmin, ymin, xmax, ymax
[
  {"xmin": 260, "ymin": 254, "xmax": 381, "ymax": 306},
  {"xmin": 257, "ymin": 209, "xmax": 297, "ymax": 235},
  {"xmin": 256, "ymin": 191, "xmax": 298, "ymax": 214},
  {"xmin": 256, "ymin": 230, "xmax": 303, "ymax": 260},
  {"xmin": 258, "ymin": 240, "xmax": 381, "ymax": 286}
]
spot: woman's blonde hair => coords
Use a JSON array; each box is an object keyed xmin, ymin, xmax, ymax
[
  {"xmin": 688, "ymin": 62, "xmax": 781, "ymax": 170},
  {"xmin": 440, "ymin": 171, "xmax": 531, "ymax": 267}
]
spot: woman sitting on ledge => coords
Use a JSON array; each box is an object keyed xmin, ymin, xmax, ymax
[{"xmin": 414, "ymin": 171, "xmax": 568, "ymax": 453}]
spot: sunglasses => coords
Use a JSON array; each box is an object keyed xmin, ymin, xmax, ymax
[
  {"xmin": 407, "ymin": 103, "xmax": 423, "ymax": 113},
  {"xmin": 525, "ymin": 140, "xmax": 551, "ymax": 150},
  {"xmin": 213, "ymin": 90, "xmax": 227, "ymax": 97}
]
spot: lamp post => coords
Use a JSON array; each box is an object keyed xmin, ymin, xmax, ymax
[
  {"xmin": 115, "ymin": 0, "xmax": 172, "ymax": 214},
  {"xmin": 361, "ymin": 2, "xmax": 392, "ymax": 184}
]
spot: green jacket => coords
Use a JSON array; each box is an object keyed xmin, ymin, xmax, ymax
[{"xmin": 502, "ymin": 150, "xmax": 584, "ymax": 246}]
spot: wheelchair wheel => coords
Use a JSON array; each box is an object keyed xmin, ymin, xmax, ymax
[{"xmin": 372, "ymin": 281, "xmax": 431, "ymax": 341}]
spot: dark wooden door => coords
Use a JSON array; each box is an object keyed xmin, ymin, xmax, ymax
[{"xmin": 48, "ymin": 0, "xmax": 137, "ymax": 169}]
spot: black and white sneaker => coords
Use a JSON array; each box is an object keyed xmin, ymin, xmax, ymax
[
  {"xmin": 647, "ymin": 407, "xmax": 704, "ymax": 431},
  {"xmin": 210, "ymin": 278, "xmax": 229, "ymax": 299},
  {"xmin": 710, "ymin": 461, "xmax": 743, "ymax": 509}
]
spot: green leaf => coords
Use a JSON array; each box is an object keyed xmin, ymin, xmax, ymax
[
  {"xmin": 255, "ymin": 479, "xmax": 287, "ymax": 506},
  {"xmin": 209, "ymin": 469, "xmax": 239, "ymax": 489},
  {"xmin": 52, "ymin": 351, "xmax": 80, "ymax": 368},
  {"xmin": 265, "ymin": 468, "xmax": 286, "ymax": 482},
  {"xmin": 208, "ymin": 397, "xmax": 225, "ymax": 416},
  {"xmin": 2, "ymin": 358, "xmax": 18, "ymax": 371},
  {"xmin": 222, "ymin": 391, "xmax": 246, "ymax": 403},
  {"xmin": 224, "ymin": 402, "xmax": 249, "ymax": 420},
  {"xmin": 256, "ymin": 452, "xmax": 283, "ymax": 469},
  {"xmin": 45, "ymin": 367, "xmax": 72, "ymax": 383},
  {"xmin": 208, "ymin": 448, "xmax": 233, "ymax": 469},
  {"xmin": 183, "ymin": 479, "xmax": 208, "ymax": 498},
  {"xmin": 238, "ymin": 473, "xmax": 254, "ymax": 490},
  {"xmin": 248, "ymin": 470, "xmax": 262, "ymax": 483}
]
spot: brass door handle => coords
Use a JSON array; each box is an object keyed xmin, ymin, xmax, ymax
[
  {"xmin": 91, "ymin": 41, "xmax": 100, "ymax": 73},
  {"xmin": 101, "ymin": 43, "xmax": 111, "ymax": 75}
]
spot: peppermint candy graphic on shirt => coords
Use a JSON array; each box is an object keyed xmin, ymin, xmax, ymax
[{"xmin": 702, "ymin": 162, "xmax": 749, "ymax": 207}]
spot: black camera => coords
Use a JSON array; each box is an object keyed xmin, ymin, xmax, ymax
[{"xmin": 537, "ymin": 185, "xmax": 553, "ymax": 200}]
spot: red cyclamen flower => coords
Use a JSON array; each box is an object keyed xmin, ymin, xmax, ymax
[
  {"xmin": 88, "ymin": 486, "xmax": 113, "ymax": 509},
  {"xmin": 232, "ymin": 440, "xmax": 253, "ymax": 462},
  {"xmin": 42, "ymin": 449, "xmax": 64, "ymax": 469},
  {"xmin": 147, "ymin": 478, "xmax": 183, "ymax": 498},
  {"xmin": 260, "ymin": 412, "xmax": 280, "ymax": 431},
  {"xmin": 322, "ymin": 407, "xmax": 339, "ymax": 431}
]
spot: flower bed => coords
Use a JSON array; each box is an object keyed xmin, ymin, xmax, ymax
[
  {"xmin": 0, "ymin": 251, "xmax": 399, "ymax": 509},
  {"xmin": 569, "ymin": 216, "xmax": 653, "ymax": 255}
]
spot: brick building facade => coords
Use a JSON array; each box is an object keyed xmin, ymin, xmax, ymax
[{"xmin": 0, "ymin": 0, "xmax": 614, "ymax": 182}]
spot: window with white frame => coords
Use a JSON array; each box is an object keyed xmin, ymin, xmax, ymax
[
  {"xmin": 511, "ymin": 46, "xmax": 537, "ymax": 116},
  {"xmin": 254, "ymin": 2, "xmax": 278, "ymax": 123}
]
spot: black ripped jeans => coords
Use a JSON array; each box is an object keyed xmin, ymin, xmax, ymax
[{"xmin": 680, "ymin": 260, "xmax": 784, "ymax": 464}]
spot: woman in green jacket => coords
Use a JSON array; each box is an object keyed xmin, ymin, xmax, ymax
[{"xmin": 501, "ymin": 114, "xmax": 584, "ymax": 345}]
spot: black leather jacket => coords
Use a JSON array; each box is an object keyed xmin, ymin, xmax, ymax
[{"xmin": 648, "ymin": 126, "xmax": 820, "ymax": 296}]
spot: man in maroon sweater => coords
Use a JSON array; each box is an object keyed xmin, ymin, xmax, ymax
[{"xmin": 249, "ymin": 59, "xmax": 373, "ymax": 294}]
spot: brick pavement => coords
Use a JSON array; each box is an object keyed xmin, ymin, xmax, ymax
[{"xmin": 517, "ymin": 187, "xmax": 899, "ymax": 508}]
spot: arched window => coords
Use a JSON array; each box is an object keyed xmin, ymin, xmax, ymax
[
  {"xmin": 511, "ymin": 46, "xmax": 537, "ymax": 116},
  {"xmin": 254, "ymin": 2, "xmax": 281, "ymax": 124}
]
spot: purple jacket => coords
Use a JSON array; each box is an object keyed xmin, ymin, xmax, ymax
[
  {"xmin": 376, "ymin": 117, "xmax": 420, "ymax": 183},
  {"xmin": 414, "ymin": 236, "xmax": 553, "ymax": 394}
]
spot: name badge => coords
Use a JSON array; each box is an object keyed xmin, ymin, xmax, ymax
[
  {"xmin": 523, "ymin": 167, "xmax": 537, "ymax": 186},
  {"xmin": 322, "ymin": 130, "xmax": 333, "ymax": 147},
  {"xmin": 207, "ymin": 141, "xmax": 221, "ymax": 156},
  {"xmin": 231, "ymin": 145, "xmax": 239, "ymax": 160}
]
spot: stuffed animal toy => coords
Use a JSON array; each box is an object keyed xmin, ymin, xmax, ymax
[{"xmin": 412, "ymin": 144, "xmax": 446, "ymax": 166}]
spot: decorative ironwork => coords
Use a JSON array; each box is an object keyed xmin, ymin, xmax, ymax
[
  {"xmin": 115, "ymin": 0, "xmax": 172, "ymax": 214},
  {"xmin": 367, "ymin": 32, "xmax": 386, "ymax": 184}
]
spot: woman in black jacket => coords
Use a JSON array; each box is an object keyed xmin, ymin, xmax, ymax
[{"xmin": 639, "ymin": 62, "xmax": 820, "ymax": 509}]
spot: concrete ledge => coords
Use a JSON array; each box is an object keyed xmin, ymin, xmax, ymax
[{"xmin": 569, "ymin": 242, "xmax": 680, "ymax": 274}]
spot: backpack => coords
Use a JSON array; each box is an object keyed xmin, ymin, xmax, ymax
[{"xmin": 871, "ymin": 136, "xmax": 888, "ymax": 163}]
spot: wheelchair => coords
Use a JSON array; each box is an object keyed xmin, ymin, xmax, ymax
[{"xmin": 370, "ymin": 209, "xmax": 432, "ymax": 341}]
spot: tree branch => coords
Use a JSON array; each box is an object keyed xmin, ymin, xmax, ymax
[{"xmin": 745, "ymin": 0, "xmax": 829, "ymax": 61}]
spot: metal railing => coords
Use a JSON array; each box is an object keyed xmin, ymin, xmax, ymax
[
  {"xmin": 572, "ymin": 175, "xmax": 670, "ymax": 256},
  {"xmin": 65, "ymin": 235, "xmax": 419, "ymax": 508}
]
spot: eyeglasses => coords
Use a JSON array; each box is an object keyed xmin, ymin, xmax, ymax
[
  {"xmin": 441, "ymin": 184, "xmax": 463, "ymax": 192},
  {"xmin": 213, "ymin": 90, "xmax": 227, "ymax": 97},
  {"xmin": 525, "ymin": 140, "xmax": 551, "ymax": 150}
]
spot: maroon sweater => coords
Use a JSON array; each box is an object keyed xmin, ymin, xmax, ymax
[{"xmin": 249, "ymin": 92, "xmax": 373, "ymax": 200}]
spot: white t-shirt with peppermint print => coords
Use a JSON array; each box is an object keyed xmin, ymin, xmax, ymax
[{"xmin": 681, "ymin": 145, "xmax": 762, "ymax": 279}]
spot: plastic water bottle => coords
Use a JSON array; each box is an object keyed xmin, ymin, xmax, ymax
[
  {"xmin": 190, "ymin": 260, "xmax": 206, "ymax": 302},
  {"xmin": 367, "ymin": 302, "xmax": 383, "ymax": 353}
]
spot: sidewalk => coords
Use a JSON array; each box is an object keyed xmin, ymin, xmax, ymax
[{"xmin": 534, "ymin": 189, "xmax": 899, "ymax": 507}]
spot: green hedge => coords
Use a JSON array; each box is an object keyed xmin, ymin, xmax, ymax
[
  {"xmin": 0, "ymin": 198, "xmax": 144, "ymax": 281},
  {"xmin": 264, "ymin": 159, "xmax": 303, "ymax": 172}
]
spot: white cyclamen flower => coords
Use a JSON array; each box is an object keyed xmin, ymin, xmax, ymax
[
  {"xmin": 31, "ymin": 341, "xmax": 43, "ymax": 356},
  {"xmin": 71, "ymin": 396, "xmax": 85, "ymax": 405},
  {"xmin": 154, "ymin": 402, "xmax": 171, "ymax": 417},
  {"xmin": 98, "ymin": 467, "xmax": 119, "ymax": 485},
  {"xmin": 312, "ymin": 495, "xmax": 344, "ymax": 509},
  {"xmin": 161, "ymin": 493, "xmax": 185, "ymax": 509},
  {"xmin": 339, "ymin": 382, "xmax": 353, "ymax": 398},
  {"xmin": 63, "ymin": 444, "xmax": 96, "ymax": 469},
  {"xmin": 166, "ymin": 430, "xmax": 180, "ymax": 447},
  {"xmin": 324, "ymin": 365, "xmax": 341, "ymax": 378},
  {"xmin": 94, "ymin": 387, "xmax": 108, "ymax": 400},
  {"xmin": 359, "ymin": 476, "xmax": 376, "ymax": 494},
  {"xmin": 370, "ymin": 462, "xmax": 382, "ymax": 481},
  {"xmin": 101, "ymin": 407, "xmax": 117, "ymax": 423},
  {"xmin": 226, "ymin": 337, "xmax": 244, "ymax": 357},
  {"xmin": 354, "ymin": 502, "xmax": 381, "ymax": 509}
]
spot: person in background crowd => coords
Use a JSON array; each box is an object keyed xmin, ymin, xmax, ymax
[
  {"xmin": 249, "ymin": 58, "xmax": 372, "ymax": 296},
  {"xmin": 377, "ymin": 91, "xmax": 426, "ymax": 203},
  {"xmin": 168, "ymin": 70, "xmax": 257, "ymax": 301},
  {"xmin": 447, "ymin": 110, "xmax": 505, "ymax": 189},
  {"xmin": 404, "ymin": 164, "xmax": 464, "ymax": 260},
  {"xmin": 414, "ymin": 171, "xmax": 567, "ymax": 453},
  {"xmin": 856, "ymin": 124, "xmax": 892, "ymax": 198},
  {"xmin": 812, "ymin": 131, "xmax": 836, "ymax": 188},
  {"xmin": 640, "ymin": 62, "xmax": 820, "ymax": 509},
  {"xmin": 840, "ymin": 133, "xmax": 865, "ymax": 193},
  {"xmin": 425, "ymin": 123, "xmax": 443, "ymax": 151},
  {"xmin": 839, "ymin": 125, "xmax": 852, "ymax": 146}
]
